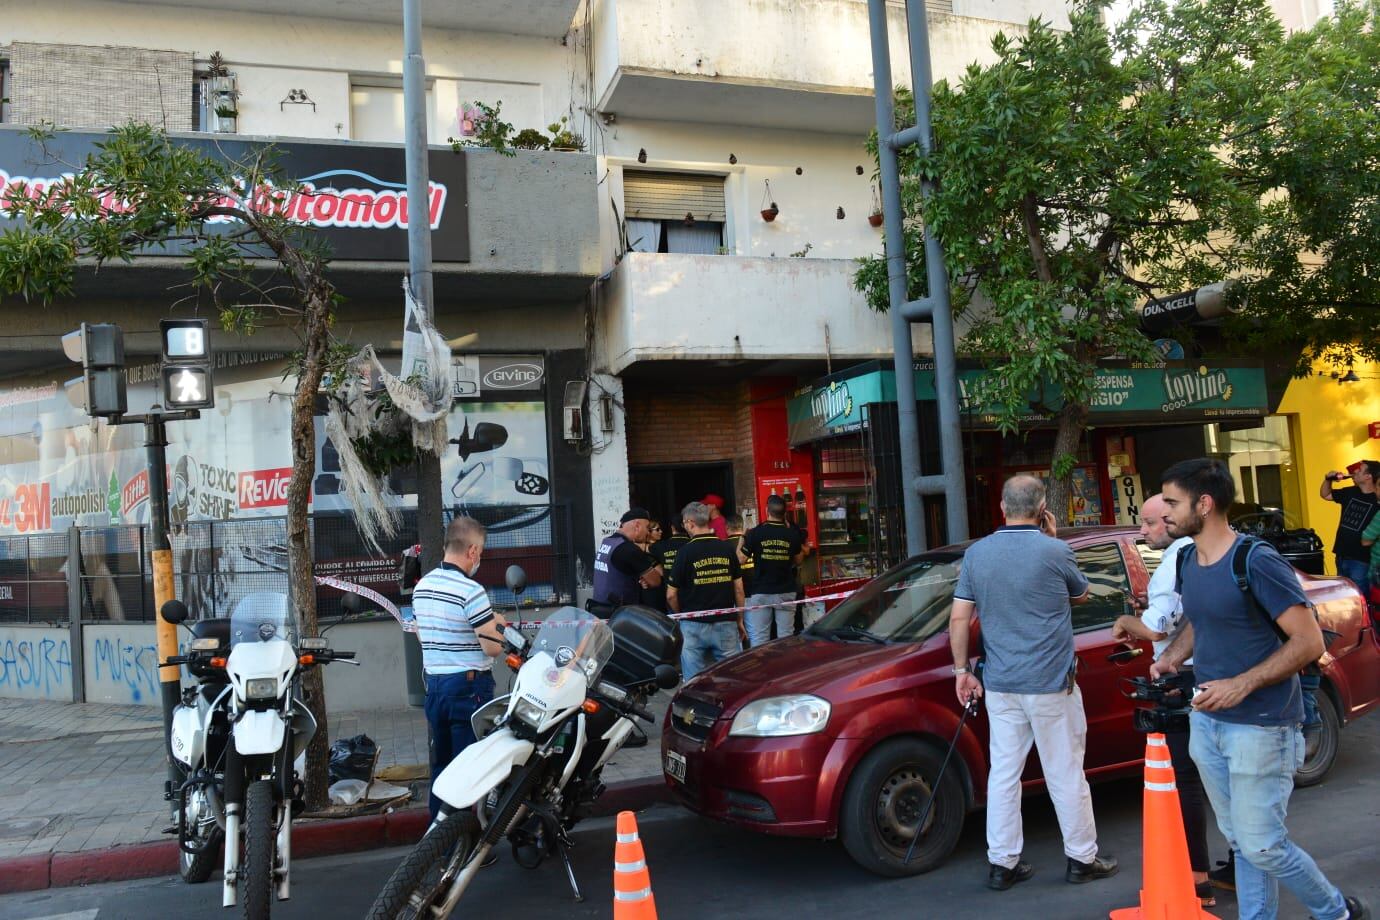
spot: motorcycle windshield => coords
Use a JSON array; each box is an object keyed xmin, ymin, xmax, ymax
[
  {"xmin": 528, "ymin": 608, "xmax": 615, "ymax": 687},
  {"xmin": 228, "ymin": 592, "xmax": 299, "ymax": 649}
]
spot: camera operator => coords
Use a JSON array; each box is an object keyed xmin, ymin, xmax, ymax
[
  {"xmin": 1152, "ymin": 459, "xmax": 1368, "ymax": 920},
  {"xmin": 1111, "ymin": 494, "xmax": 1214, "ymax": 906}
]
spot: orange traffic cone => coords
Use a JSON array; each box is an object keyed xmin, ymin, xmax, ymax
[
  {"xmin": 614, "ymin": 810, "xmax": 657, "ymax": 920},
  {"xmin": 1110, "ymin": 733, "xmax": 1217, "ymax": 919}
]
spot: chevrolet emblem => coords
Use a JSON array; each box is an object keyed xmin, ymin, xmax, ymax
[{"xmin": 681, "ymin": 709, "xmax": 695, "ymax": 727}]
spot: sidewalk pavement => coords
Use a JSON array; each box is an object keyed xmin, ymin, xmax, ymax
[{"xmin": 0, "ymin": 691, "xmax": 668, "ymax": 891}]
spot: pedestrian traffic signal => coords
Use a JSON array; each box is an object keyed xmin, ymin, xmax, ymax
[
  {"xmin": 61, "ymin": 323, "xmax": 127, "ymax": 418},
  {"xmin": 159, "ymin": 319, "xmax": 214, "ymax": 410}
]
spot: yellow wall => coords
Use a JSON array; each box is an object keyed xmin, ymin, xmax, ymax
[{"xmin": 1276, "ymin": 358, "xmax": 1380, "ymax": 574}]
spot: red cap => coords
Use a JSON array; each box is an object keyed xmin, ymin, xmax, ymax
[
  {"xmin": 1347, "ymin": 461, "xmax": 1367, "ymax": 475},
  {"xmin": 701, "ymin": 493, "xmax": 724, "ymax": 508}
]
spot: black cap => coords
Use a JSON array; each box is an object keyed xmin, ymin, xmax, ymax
[{"xmin": 620, "ymin": 507, "xmax": 651, "ymax": 524}]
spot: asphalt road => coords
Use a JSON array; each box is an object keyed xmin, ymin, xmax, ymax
[{"xmin": 5, "ymin": 716, "xmax": 1377, "ymax": 920}]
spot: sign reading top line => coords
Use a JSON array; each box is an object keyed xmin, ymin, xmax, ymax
[{"xmin": 0, "ymin": 128, "xmax": 469, "ymax": 263}]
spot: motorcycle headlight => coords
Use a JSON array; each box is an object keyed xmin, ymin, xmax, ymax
[
  {"xmin": 512, "ymin": 698, "xmax": 546, "ymax": 730},
  {"xmin": 729, "ymin": 695, "xmax": 831, "ymax": 738},
  {"xmin": 245, "ymin": 678, "xmax": 279, "ymax": 701}
]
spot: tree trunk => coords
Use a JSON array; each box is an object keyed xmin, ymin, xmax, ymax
[
  {"xmin": 288, "ymin": 291, "xmax": 331, "ymax": 811},
  {"xmin": 1045, "ymin": 402, "xmax": 1090, "ymax": 527}
]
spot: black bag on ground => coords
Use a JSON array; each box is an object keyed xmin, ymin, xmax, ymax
[{"xmin": 328, "ymin": 734, "xmax": 378, "ymax": 783}]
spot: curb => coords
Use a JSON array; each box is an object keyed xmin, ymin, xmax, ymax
[{"xmin": 0, "ymin": 776, "xmax": 671, "ymax": 895}]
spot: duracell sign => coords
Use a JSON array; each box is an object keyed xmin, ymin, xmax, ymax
[
  {"xmin": 0, "ymin": 128, "xmax": 469, "ymax": 262},
  {"xmin": 1139, "ymin": 281, "xmax": 1241, "ymax": 333}
]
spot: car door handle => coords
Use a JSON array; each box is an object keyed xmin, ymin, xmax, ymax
[{"xmin": 1107, "ymin": 646, "xmax": 1144, "ymax": 664}]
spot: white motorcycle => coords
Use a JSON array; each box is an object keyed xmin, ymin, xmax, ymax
[
  {"xmin": 368, "ymin": 583, "xmax": 680, "ymax": 919},
  {"xmin": 161, "ymin": 592, "xmax": 358, "ymax": 919}
]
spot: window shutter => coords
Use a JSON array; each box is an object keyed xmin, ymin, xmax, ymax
[{"xmin": 623, "ymin": 172, "xmax": 726, "ymax": 222}]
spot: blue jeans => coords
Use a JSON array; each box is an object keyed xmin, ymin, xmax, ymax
[
  {"xmin": 1189, "ymin": 712, "xmax": 1347, "ymax": 920},
  {"xmin": 424, "ymin": 670, "xmax": 495, "ymax": 819},
  {"xmin": 1336, "ymin": 556, "xmax": 1370, "ymax": 597},
  {"xmin": 679, "ymin": 620, "xmax": 742, "ymax": 681},
  {"xmin": 745, "ymin": 593, "xmax": 796, "ymax": 647}
]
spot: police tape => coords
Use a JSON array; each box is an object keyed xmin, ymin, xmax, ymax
[{"xmin": 314, "ymin": 573, "xmax": 860, "ymax": 630}]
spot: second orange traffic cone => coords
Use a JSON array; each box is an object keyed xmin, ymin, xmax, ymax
[
  {"xmin": 614, "ymin": 810, "xmax": 657, "ymax": 920},
  {"xmin": 1109, "ymin": 733, "xmax": 1216, "ymax": 920}
]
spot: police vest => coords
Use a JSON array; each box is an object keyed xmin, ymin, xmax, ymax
[{"xmin": 592, "ymin": 532, "xmax": 640, "ymax": 606}]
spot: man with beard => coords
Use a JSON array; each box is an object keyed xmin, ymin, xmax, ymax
[
  {"xmin": 1152, "ymin": 459, "xmax": 1368, "ymax": 920},
  {"xmin": 1111, "ymin": 494, "xmax": 1215, "ymax": 906}
]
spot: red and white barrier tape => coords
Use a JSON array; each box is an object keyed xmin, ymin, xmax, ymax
[{"xmin": 316, "ymin": 574, "xmax": 861, "ymax": 630}]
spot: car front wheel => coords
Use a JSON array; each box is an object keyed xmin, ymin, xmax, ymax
[{"xmin": 839, "ymin": 737, "xmax": 966, "ymax": 877}]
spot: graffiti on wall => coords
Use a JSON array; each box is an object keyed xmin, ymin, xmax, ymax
[
  {"xmin": 87, "ymin": 629, "xmax": 159, "ymax": 705},
  {"xmin": 0, "ymin": 628, "xmax": 72, "ymax": 699}
]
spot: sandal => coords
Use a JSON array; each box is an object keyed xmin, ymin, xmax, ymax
[{"xmin": 1196, "ymin": 881, "xmax": 1217, "ymax": 908}]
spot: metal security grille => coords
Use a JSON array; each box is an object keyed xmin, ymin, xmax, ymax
[
  {"xmin": 0, "ymin": 532, "xmax": 68, "ymax": 624},
  {"xmin": 71, "ymin": 505, "xmax": 577, "ymax": 623},
  {"xmin": 623, "ymin": 171, "xmax": 727, "ymax": 222},
  {"xmin": 865, "ymin": 401, "xmax": 949, "ymax": 567}
]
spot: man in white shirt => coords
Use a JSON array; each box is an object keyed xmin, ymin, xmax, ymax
[{"xmin": 1111, "ymin": 494, "xmax": 1215, "ymax": 905}]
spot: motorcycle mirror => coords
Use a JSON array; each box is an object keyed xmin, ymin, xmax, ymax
[
  {"xmin": 654, "ymin": 663, "xmax": 680, "ymax": 690},
  {"xmin": 341, "ymin": 592, "xmax": 368, "ymax": 615},
  {"xmin": 471, "ymin": 422, "xmax": 509, "ymax": 452},
  {"xmin": 161, "ymin": 599, "xmax": 189, "ymax": 625},
  {"xmin": 505, "ymin": 565, "xmax": 527, "ymax": 595}
]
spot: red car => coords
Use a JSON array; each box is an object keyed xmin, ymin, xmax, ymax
[{"xmin": 661, "ymin": 526, "xmax": 1380, "ymax": 876}]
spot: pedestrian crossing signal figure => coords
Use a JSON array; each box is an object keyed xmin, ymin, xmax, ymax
[
  {"xmin": 1109, "ymin": 733, "xmax": 1217, "ymax": 919},
  {"xmin": 161, "ymin": 365, "xmax": 214, "ymax": 410},
  {"xmin": 614, "ymin": 810, "xmax": 657, "ymax": 920}
]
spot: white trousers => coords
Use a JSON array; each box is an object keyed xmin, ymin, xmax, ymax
[{"xmin": 985, "ymin": 686, "xmax": 1099, "ymax": 869}]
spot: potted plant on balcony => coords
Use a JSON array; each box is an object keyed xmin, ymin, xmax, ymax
[
  {"xmin": 547, "ymin": 117, "xmax": 585, "ymax": 152},
  {"xmin": 205, "ymin": 51, "xmax": 240, "ymax": 134},
  {"xmin": 868, "ymin": 185, "xmax": 883, "ymax": 227},
  {"xmin": 760, "ymin": 179, "xmax": 779, "ymax": 222}
]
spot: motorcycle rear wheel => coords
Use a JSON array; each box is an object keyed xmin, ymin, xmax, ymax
[
  {"xmin": 241, "ymin": 780, "xmax": 277, "ymax": 919},
  {"xmin": 367, "ymin": 810, "xmax": 480, "ymax": 920}
]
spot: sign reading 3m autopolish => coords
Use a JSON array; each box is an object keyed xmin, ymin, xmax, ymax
[{"xmin": 0, "ymin": 128, "xmax": 469, "ymax": 262}]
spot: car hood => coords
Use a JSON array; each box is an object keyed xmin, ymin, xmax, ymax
[{"xmin": 680, "ymin": 633, "xmax": 935, "ymax": 714}]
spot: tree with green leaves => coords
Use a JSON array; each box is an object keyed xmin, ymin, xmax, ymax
[
  {"xmin": 0, "ymin": 123, "xmax": 346, "ymax": 809},
  {"xmin": 857, "ymin": 0, "xmax": 1380, "ymax": 523}
]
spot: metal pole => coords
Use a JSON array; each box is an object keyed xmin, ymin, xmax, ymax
[
  {"xmin": 65, "ymin": 524, "xmax": 85, "ymax": 703},
  {"xmin": 403, "ymin": 0, "xmax": 444, "ymax": 574},
  {"xmin": 147, "ymin": 412, "xmax": 183, "ymax": 803},
  {"xmin": 869, "ymin": 0, "xmax": 928, "ymax": 557},
  {"xmin": 902, "ymin": 0, "xmax": 969, "ymax": 543}
]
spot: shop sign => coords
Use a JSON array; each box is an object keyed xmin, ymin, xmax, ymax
[
  {"xmin": 453, "ymin": 355, "xmax": 546, "ymax": 401},
  {"xmin": 786, "ymin": 371, "xmax": 891, "ymax": 445},
  {"xmin": 0, "ymin": 129, "xmax": 469, "ymax": 262}
]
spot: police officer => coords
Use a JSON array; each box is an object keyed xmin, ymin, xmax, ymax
[
  {"xmin": 726, "ymin": 515, "xmax": 755, "ymax": 598},
  {"xmin": 647, "ymin": 519, "xmax": 691, "ymax": 613},
  {"xmin": 739, "ymin": 495, "xmax": 807, "ymax": 647},
  {"xmin": 591, "ymin": 508, "xmax": 662, "ymax": 614},
  {"xmin": 668, "ymin": 502, "xmax": 745, "ymax": 680}
]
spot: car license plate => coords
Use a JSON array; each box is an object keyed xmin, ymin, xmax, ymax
[{"xmin": 664, "ymin": 750, "xmax": 687, "ymax": 783}]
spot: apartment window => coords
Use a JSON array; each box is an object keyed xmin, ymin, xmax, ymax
[
  {"xmin": 1, "ymin": 60, "xmax": 11, "ymax": 123},
  {"xmin": 624, "ymin": 171, "xmax": 726, "ymax": 254},
  {"xmin": 350, "ymin": 76, "xmax": 434, "ymax": 144}
]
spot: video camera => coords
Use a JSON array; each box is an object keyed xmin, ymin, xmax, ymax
[{"xmin": 1122, "ymin": 673, "xmax": 1195, "ymax": 734}]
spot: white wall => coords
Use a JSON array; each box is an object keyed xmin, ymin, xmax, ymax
[
  {"xmin": 84, "ymin": 623, "xmax": 161, "ymax": 706},
  {"xmin": 3, "ymin": 0, "xmax": 585, "ymax": 143},
  {"xmin": 321, "ymin": 619, "xmax": 411, "ymax": 711},
  {"xmin": 586, "ymin": 372, "xmax": 631, "ymax": 566},
  {"xmin": 0, "ymin": 625, "xmax": 74, "ymax": 702}
]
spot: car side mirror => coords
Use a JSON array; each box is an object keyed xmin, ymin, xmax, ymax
[
  {"xmin": 505, "ymin": 565, "xmax": 527, "ymax": 595},
  {"xmin": 654, "ymin": 663, "xmax": 679, "ymax": 690},
  {"xmin": 161, "ymin": 599, "xmax": 189, "ymax": 625},
  {"xmin": 341, "ymin": 592, "xmax": 367, "ymax": 615}
]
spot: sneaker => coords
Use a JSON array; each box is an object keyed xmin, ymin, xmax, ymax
[
  {"xmin": 987, "ymin": 861, "xmax": 1034, "ymax": 891},
  {"xmin": 1195, "ymin": 881, "xmax": 1217, "ymax": 908},
  {"xmin": 1066, "ymin": 855, "xmax": 1119, "ymax": 884},
  {"xmin": 1343, "ymin": 895, "xmax": 1371, "ymax": 920},
  {"xmin": 1208, "ymin": 857, "xmax": 1236, "ymax": 892}
]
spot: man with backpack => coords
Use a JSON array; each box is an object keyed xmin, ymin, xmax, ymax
[{"xmin": 1151, "ymin": 458, "xmax": 1369, "ymax": 920}]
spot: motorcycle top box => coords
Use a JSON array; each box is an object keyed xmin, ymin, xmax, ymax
[{"xmin": 602, "ymin": 605, "xmax": 682, "ymax": 689}]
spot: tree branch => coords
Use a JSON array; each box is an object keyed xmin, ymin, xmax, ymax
[{"xmin": 1022, "ymin": 193, "xmax": 1055, "ymax": 283}]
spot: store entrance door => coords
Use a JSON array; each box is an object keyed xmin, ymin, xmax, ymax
[{"xmin": 629, "ymin": 463, "xmax": 734, "ymax": 531}]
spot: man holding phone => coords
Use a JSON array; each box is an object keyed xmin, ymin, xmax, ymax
[{"xmin": 949, "ymin": 474, "xmax": 1117, "ymax": 891}]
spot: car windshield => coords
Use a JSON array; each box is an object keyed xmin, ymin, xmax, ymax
[
  {"xmin": 228, "ymin": 592, "xmax": 299, "ymax": 649},
  {"xmin": 528, "ymin": 608, "xmax": 615, "ymax": 686},
  {"xmin": 808, "ymin": 553, "xmax": 962, "ymax": 644}
]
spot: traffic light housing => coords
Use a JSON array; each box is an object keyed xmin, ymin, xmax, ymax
[
  {"xmin": 61, "ymin": 323, "xmax": 127, "ymax": 418},
  {"xmin": 160, "ymin": 319, "xmax": 214, "ymax": 410}
]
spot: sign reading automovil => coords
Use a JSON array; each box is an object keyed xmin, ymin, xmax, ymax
[{"xmin": 0, "ymin": 128, "xmax": 469, "ymax": 262}]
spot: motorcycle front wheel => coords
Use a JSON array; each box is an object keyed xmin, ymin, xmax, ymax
[
  {"xmin": 241, "ymin": 780, "xmax": 277, "ymax": 919},
  {"xmin": 367, "ymin": 810, "xmax": 480, "ymax": 920},
  {"xmin": 178, "ymin": 787, "xmax": 223, "ymax": 884}
]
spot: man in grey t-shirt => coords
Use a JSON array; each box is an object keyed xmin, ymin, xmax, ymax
[{"xmin": 950, "ymin": 474, "xmax": 1118, "ymax": 891}]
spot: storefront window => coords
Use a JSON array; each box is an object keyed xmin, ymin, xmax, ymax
[{"xmin": 1205, "ymin": 416, "xmax": 1303, "ymax": 524}]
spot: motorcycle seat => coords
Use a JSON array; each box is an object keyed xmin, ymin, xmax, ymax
[{"xmin": 190, "ymin": 618, "xmax": 231, "ymax": 647}]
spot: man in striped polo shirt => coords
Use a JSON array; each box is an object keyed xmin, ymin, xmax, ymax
[{"xmin": 413, "ymin": 516, "xmax": 506, "ymax": 818}]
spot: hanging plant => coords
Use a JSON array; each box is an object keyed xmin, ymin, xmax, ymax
[
  {"xmin": 868, "ymin": 184, "xmax": 884, "ymax": 227},
  {"xmin": 760, "ymin": 179, "xmax": 779, "ymax": 222},
  {"xmin": 346, "ymin": 383, "xmax": 418, "ymax": 478}
]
